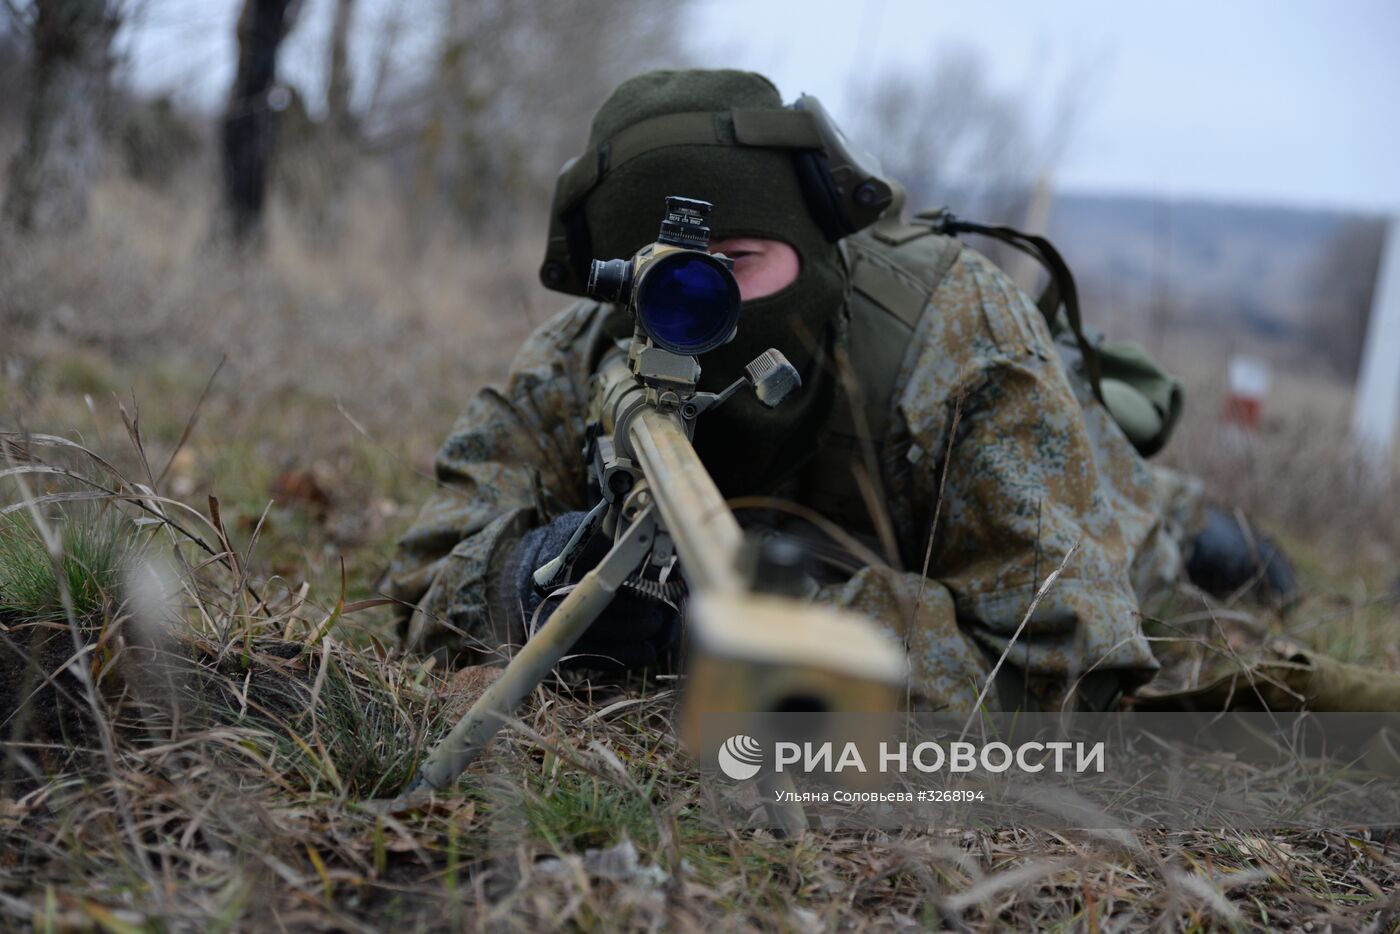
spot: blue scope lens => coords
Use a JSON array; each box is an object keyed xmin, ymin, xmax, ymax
[{"xmin": 634, "ymin": 252, "xmax": 742, "ymax": 356}]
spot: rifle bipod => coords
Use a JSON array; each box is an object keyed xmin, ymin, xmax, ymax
[{"xmin": 389, "ymin": 498, "xmax": 810, "ymax": 834}]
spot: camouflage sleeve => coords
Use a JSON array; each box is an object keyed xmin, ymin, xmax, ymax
[
  {"xmin": 388, "ymin": 301, "xmax": 610, "ymax": 661},
  {"xmin": 814, "ymin": 566, "xmax": 991, "ymax": 712},
  {"xmin": 890, "ymin": 249, "xmax": 1159, "ymax": 701}
]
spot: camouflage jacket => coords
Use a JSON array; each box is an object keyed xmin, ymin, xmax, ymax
[{"xmin": 389, "ymin": 240, "xmax": 1185, "ymax": 711}]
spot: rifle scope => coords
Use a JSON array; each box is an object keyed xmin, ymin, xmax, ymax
[{"xmin": 587, "ymin": 197, "xmax": 742, "ymax": 357}]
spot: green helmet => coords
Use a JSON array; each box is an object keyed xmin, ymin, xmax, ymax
[
  {"xmin": 540, "ymin": 69, "xmax": 896, "ymax": 494},
  {"xmin": 540, "ymin": 68, "xmax": 895, "ymax": 295}
]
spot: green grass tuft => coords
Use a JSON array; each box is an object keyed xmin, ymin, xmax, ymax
[
  {"xmin": 0, "ymin": 507, "xmax": 135, "ymax": 624},
  {"xmin": 518, "ymin": 768, "xmax": 662, "ymax": 854},
  {"xmin": 164, "ymin": 640, "xmax": 446, "ymax": 799}
]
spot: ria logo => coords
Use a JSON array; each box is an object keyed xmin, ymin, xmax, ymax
[{"xmin": 717, "ymin": 734, "xmax": 764, "ymax": 780}]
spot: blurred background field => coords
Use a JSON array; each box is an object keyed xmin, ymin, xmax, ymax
[{"xmin": 2, "ymin": 0, "xmax": 1399, "ymax": 929}]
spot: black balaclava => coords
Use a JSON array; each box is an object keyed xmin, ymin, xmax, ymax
[{"xmin": 575, "ymin": 70, "xmax": 848, "ymax": 496}]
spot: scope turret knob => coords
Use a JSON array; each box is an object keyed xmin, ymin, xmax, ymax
[{"xmin": 587, "ymin": 258, "xmax": 633, "ymax": 304}]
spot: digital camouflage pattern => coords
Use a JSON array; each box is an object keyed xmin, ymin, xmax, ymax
[{"xmin": 389, "ymin": 236, "xmax": 1192, "ymax": 712}]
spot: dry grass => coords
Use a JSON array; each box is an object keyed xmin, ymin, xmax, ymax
[
  {"xmin": 2, "ymin": 163, "xmax": 1399, "ymax": 931},
  {"xmin": 3, "ymin": 159, "xmax": 550, "ymax": 607},
  {"xmin": 1156, "ymin": 367, "xmax": 1400, "ymax": 674}
]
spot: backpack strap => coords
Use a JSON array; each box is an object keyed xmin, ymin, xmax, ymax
[
  {"xmin": 928, "ymin": 212, "xmax": 1107, "ymax": 408},
  {"xmin": 928, "ymin": 211, "xmax": 1187, "ymax": 456}
]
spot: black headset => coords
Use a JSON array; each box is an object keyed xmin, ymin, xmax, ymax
[{"xmin": 539, "ymin": 94, "xmax": 895, "ymax": 296}]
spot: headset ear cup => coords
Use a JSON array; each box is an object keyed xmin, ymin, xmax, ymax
[
  {"xmin": 791, "ymin": 149, "xmax": 852, "ymax": 242},
  {"xmin": 562, "ymin": 207, "xmax": 595, "ymax": 293}
]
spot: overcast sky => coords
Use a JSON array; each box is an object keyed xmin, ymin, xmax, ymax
[{"xmin": 119, "ymin": 0, "xmax": 1400, "ymax": 214}]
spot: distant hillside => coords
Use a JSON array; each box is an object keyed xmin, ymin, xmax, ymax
[{"xmin": 1039, "ymin": 194, "xmax": 1387, "ymax": 377}]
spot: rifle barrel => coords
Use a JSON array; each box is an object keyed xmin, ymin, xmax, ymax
[{"xmin": 628, "ymin": 406, "xmax": 744, "ymax": 596}]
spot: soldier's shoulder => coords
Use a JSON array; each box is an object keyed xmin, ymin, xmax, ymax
[
  {"xmin": 846, "ymin": 224, "xmax": 1051, "ymax": 370},
  {"xmin": 941, "ymin": 245, "xmax": 1048, "ymax": 334},
  {"xmin": 529, "ymin": 299, "xmax": 607, "ymax": 348},
  {"xmin": 920, "ymin": 244, "xmax": 1058, "ymax": 378},
  {"xmin": 844, "ymin": 225, "xmax": 963, "ymax": 327},
  {"xmin": 510, "ymin": 298, "xmax": 630, "ymax": 371}
]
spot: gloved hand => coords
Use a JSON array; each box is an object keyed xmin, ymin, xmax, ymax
[
  {"xmin": 508, "ymin": 511, "xmax": 680, "ymax": 670},
  {"xmin": 1185, "ymin": 506, "xmax": 1297, "ymax": 602}
]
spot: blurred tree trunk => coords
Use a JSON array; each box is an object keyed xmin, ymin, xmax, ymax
[
  {"xmin": 361, "ymin": 3, "xmax": 402, "ymax": 130},
  {"xmin": 324, "ymin": 0, "xmax": 356, "ymax": 138},
  {"xmin": 219, "ymin": 0, "xmax": 297, "ymax": 244},
  {"xmin": 2, "ymin": 0, "xmax": 117, "ymax": 234},
  {"xmin": 394, "ymin": 0, "xmax": 687, "ymax": 232}
]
